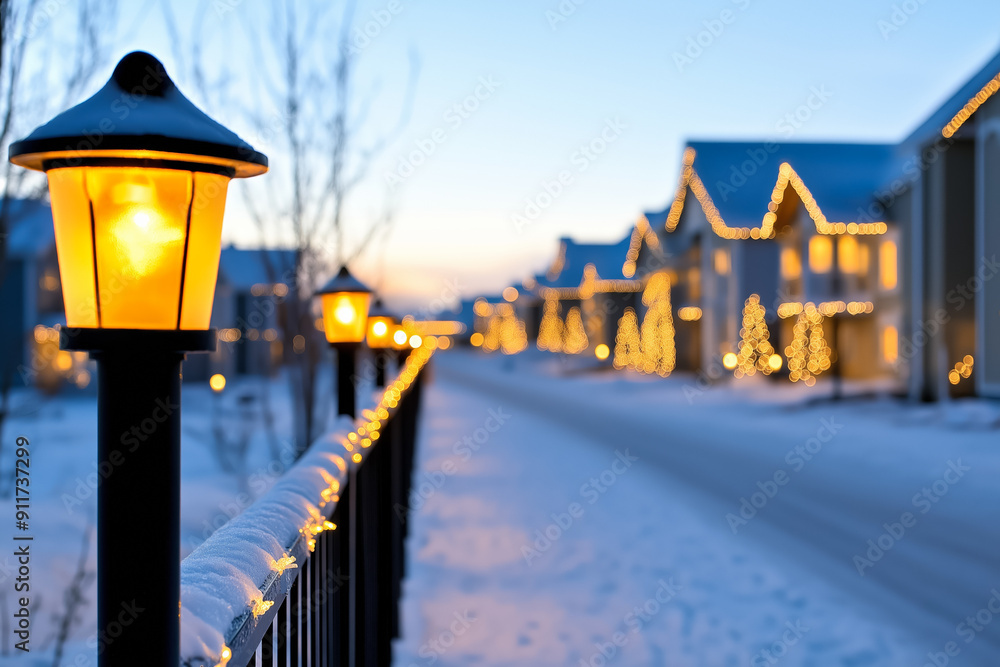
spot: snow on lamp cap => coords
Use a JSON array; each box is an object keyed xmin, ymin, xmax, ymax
[{"xmin": 9, "ymin": 51, "xmax": 267, "ymax": 178}]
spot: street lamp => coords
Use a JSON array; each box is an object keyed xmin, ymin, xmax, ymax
[
  {"xmin": 316, "ymin": 266, "xmax": 372, "ymax": 418},
  {"xmin": 9, "ymin": 52, "xmax": 266, "ymax": 666},
  {"xmin": 366, "ymin": 298, "xmax": 396, "ymax": 387}
]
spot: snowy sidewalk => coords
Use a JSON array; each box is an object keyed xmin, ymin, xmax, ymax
[{"xmin": 392, "ymin": 352, "xmax": 960, "ymax": 666}]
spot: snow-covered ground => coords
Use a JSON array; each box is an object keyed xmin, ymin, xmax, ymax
[
  {"xmin": 395, "ymin": 349, "xmax": 1000, "ymax": 666},
  {"xmin": 4, "ymin": 346, "xmax": 1000, "ymax": 665}
]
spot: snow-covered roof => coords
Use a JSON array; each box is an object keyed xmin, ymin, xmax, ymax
[
  {"xmin": 5, "ymin": 198, "xmax": 54, "ymax": 259},
  {"xmin": 9, "ymin": 51, "xmax": 267, "ymax": 178},
  {"xmin": 218, "ymin": 246, "xmax": 297, "ymax": 291},
  {"xmin": 536, "ymin": 235, "xmax": 631, "ymax": 289},
  {"xmin": 903, "ymin": 47, "xmax": 1000, "ymax": 149},
  {"xmin": 682, "ymin": 141, "xmax": 896, "ymax": 230}
]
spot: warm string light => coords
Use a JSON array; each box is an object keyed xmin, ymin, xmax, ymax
[
  {"xmin": 949, "ymin": 355, "xmax": 974, "ymax": 385},
  {"xmin": 270, "ymin": 554, "xmax": 297, "ymax": 573},
  {"xmin": 733, "ymin": 295, "xmax": 777, "ymax": 378},
  {"xmin": 677, "ymin": 306, "xmax": 702, "ymax": 321},
  {"xmin": 251, "ymin": 597, "xmax": 274, "ymax": 619},
  {"xmin": 562, "ymin": 307, "xmax": 589, "ymax": 355},
  {"xmin": 661, "ymin": 150, "xmax": 888, "ymax": 240},
  {"xmin": 480, "ymin": 303, "xmax": 527, "ymax": 354},
  {"xmin": 943, "ymin": 72, "xmax": 1000, "ymax": 138},
  {"xmin": 613, "ymin": 307, "xmax": 641, "ymax": 370},
  {"xmin": 785, "ymin": 304, "xmax": 831, "ymax": 386},
  {"xmin": 778, "ymin": 301, "xmax": 873, "ymax": 318},
  {"xmin": 537, "ymin": 297, "xmax": 564, "ymax": 352},
  {"xmin": 623, "ymin": 215, "xmax": 662, "ymax": 278},
  {"xmin": 638, "ymin": 274, "xmax": 676, "ymax": 376}
]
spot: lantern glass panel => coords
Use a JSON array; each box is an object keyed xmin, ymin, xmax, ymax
[
  {"xmin": 366, "ymin": 316, "xmax": 395, "ymax": 348},
  {"xmin": 321, "ymin": 292, "xmax": 371, "ymax": 343},
  {"xmin": 47, "ymin": 166, "xmax": 230, "ymax": 329}
]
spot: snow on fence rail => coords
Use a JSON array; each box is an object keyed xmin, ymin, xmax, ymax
[{"xmin": 179, "ymin": 344, "xmax": 434, "ymax": 667}]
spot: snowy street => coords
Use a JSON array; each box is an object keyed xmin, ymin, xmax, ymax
[{"xmin": 395, "ymin": 351, "xmax": 1000, "ymax": 666}]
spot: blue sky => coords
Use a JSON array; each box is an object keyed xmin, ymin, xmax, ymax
[{"xmin": 78, "ymin": 1, "xmax": 1000, "ymax": 308}]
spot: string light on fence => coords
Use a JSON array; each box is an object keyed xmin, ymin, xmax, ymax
[
  {"xmin": 251, "ymin": 597, "xmax": 274, "ymax": 619},
  {"xmin": 270, "ymin": 553, "xmax": 298, "ymax": 573}
]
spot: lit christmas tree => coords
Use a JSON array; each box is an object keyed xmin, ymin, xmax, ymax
[
  {"xmin": 785, "ymin": 303, "xmax": 831, "ymax": 386},
  {"xmin": 537, "ymin": 297, "xmax": 564, "ymax": 352},
  {"xmin": 482, "ymin": 312, "xmax": 502, "ymax": 353},
  {"xmin": 562, "ymin": 306, "xmax": 589, "ymax": 354},
  {"xmin": 639, "ymin": 273, "xmax": 676, "ymax": 376},
  {"xmin": 734, "ymin": 294, "xmax": 776, "ymax": 378},
  {"xmin": 613, "ymin": 307, "xmax": 641, "ymax": 370},
  {"xmin": 500, "ymin": 306, "xmax": 528, "ymax": 355}
]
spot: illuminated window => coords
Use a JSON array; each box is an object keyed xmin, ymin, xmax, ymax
[
  {"xmin": 838, "ymin": 236, "xmax": 859, "ymax": 274},
  {"xmin": 687, "ymin": 267, "xmax": 701, "ymax": 300},
  {"xmin": 883, "ymin": 325, "xmax": 898, "ymax": 363},
  {"xmin": 780, "ymin": 247, "xmax": 801, "ymax": 280},
  {"xmin": 713, "ymin": 248, "xmax": 730, "ymax": 276},
  {"xmin": 857, "ymin": 243, "xmax": 870, "ymax": 275},
  {"xmin": 880, "ymin": 241, "xmax": 898, "ymax": 290},
  {"xmin": 808, "ymin": 236, "xmax": 833, "ymax": 274}
]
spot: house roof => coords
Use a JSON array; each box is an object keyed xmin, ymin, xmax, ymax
[
  {"xmin": 903, "ymin": 48, "xmax": 1000, "ymax": 149},
  {"xmin": 5, "ymin": 198, "xmax": 54, "ymax": 259},
  {"xmin": 536, "ymin": 234, "xmax": 631, "ymax": 289},
  {"xmin": 218, "ymin": 246, "xmax": 297, "ymax": 291},
  {"xmin": 682, "ymin": 141, "xmax": 896, "ymax": 233}
]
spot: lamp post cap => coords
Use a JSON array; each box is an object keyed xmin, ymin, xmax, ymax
[
  {"xmin": 369, "ymin": 298, "xmax": 396, "ymax": 320},
  {"xmin": 9, "ymin": 51, "xmax": 267, "ymax": 177},
  {"xmin": 315, "ymin": 266, "xmax": 373, "ymax": 296}
]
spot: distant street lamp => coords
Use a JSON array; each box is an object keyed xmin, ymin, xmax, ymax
[
  {"xmin": 316, "ymin": 266, "xmax": 373, "ymax": 418},
  {"xmin": 366, "ymin": 298, "xmax": 397, "ymax": 387},
  {"xmin": 9, "ymin": 52, "xmax": 266, "ymax": 666}
]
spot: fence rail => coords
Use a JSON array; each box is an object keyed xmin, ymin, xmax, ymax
[{"xmin": 180, "ymin": 346, "xmax": 432, "ymax": 667}]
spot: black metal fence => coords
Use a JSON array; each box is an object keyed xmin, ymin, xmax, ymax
[{"xmin": 180, "ymin": 347, "xmax": 430, "ymax": 667}]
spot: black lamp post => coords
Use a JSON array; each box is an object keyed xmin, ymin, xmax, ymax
[
  {"xmin": 315, "ymin": 266, "xmax": 373, "ymax": 419},
  {"xmin": 366, "ymin": 298, "xmax": 397, "ymax": 387},
  {"xmin": 8, "ymin": 52, "xmax": 266, "ymax": 665}
]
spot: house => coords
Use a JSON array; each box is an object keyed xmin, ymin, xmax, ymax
[
  {"xmin": 527, "ymin": 234, "xmax": 640, "ymax": 350},
  {"xmin": 184, "ymin": 246, "xmax": 297, "ymax": 382},
  {"xmin": 0, "ymin": 198, "xmax": 91, "ymax": 392},
  {"xmin": 889, "ymin": 48, "xmax": 1000, "ymax": 400},
  {"xmin": 628, "ymin": 142, "xmax": 903, "ymax": 383}
]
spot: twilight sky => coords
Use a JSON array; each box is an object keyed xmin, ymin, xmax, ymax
[{"xmin": 45, "ymin": 1, "xmax": 1000, "ymax": 310}]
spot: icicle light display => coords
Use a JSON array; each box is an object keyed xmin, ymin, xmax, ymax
[
  {"xmin": 638, "ymin": 274, "xmax": 676, "ymax": 376},
  {"xmin": 784, "ymin": 303, "xmax": 831, "ymax": 386},
  {"xmin": 537, "ymin": 298, "xmax": 564, "ymax": 352},
  {"xmin": 613, "ymin": 307, "xmax": 641, "ymax": 369},
  {"xmin": 562, "ymin": 307, "xmax": 589, "ymax": 355},
  {"xmin": 734, "ymin": 295, "xmax": 777, "ymax": 378}
]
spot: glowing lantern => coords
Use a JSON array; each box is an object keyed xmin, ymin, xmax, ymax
[
  {"xmin": 316, "ymin": 266, "xmax": 373, "ymax": 344},
  {"xmin": 366, "ymin": 298, "xmax": 396, "ymax": 349},
  {"xmin": 9, "ymin": 52, "xmax": 267, "ymax": 332}
]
